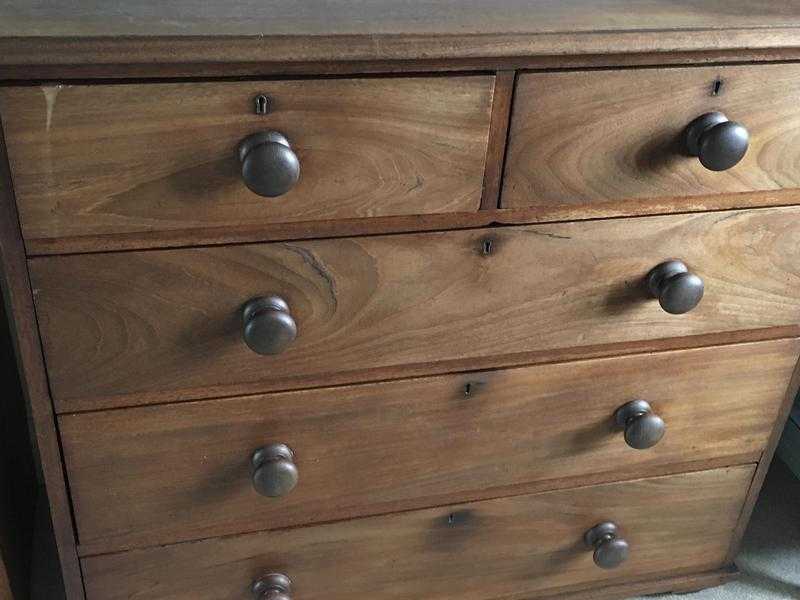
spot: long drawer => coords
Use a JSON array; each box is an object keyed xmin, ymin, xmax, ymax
[
  {"xmin": 31, "ymin": 206, "xmax": 800, "ymax": 411},
  {"xmin": 61, "ymin": 339, "xmax": 796, "ymax": 554},
  {"xmin": 0, "ymin": 76, "xmax": 493, "ymax": 247},
  {"xmin": 503, "ymin": 63, "xmax": 800, "ymax": 210},
  {"xmin": 80, "ymin": 465, "xmax": 754, "ymax": 600}
]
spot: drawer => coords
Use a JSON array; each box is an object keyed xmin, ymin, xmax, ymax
[
  {"xmin": 503, "ymin": 63, "xmax": 800, "ymax": 210},
  {"xmin": 80, "ymin": 465, "xmax": 754, "ymax": 600},
  {"xmin": 30, "ymin": 206, "xmax": 800, "ymax": 411},
  {"xmin": 0, "ymin": 76, "xmax": 493, "ymax": 246},
  {"xmin": 61, "ymin": 339, "xmax": 796, "ymax": 554}
]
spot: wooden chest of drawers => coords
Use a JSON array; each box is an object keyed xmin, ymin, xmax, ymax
[{"xmin": 3, "ymin": 2, "xmax": 800, "ymax": 599}]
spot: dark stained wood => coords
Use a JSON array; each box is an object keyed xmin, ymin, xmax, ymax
[
  {"xmin": 725, "ymin": 349, "xmax": 800, "ymax": 563},
  {"xmin": 6, "ymin": 49, "xmax": 800, "ymax": 82},
  {"xmin": 0, "ymin": 123, "xmax": 83, "ymax": 596},
  {"xmin": 21, "ymin": 187, "xmax": 800, "ymax": 257},
  {"xmin": 0, "ymin": 77, "xmax": 493, "ymax": 246},
  {"xmin": 3, "ymin": 1, "xmax": 800, "ymax": 76},
  {"xmin": 28, "ymin": 206, "xmax": 800, "ymax": 412},
  {"xmin": 480, "ymin": 71, "xmax": 515, "ymax": 210},
  {"xmin": 60, "ymin": 339, "xmax": 797, "ymax": 556},
  {"xmin": 79, "ymin": 466, "xmax": 754, "ymax": 599},
  {"xmin": 504, "ymin": 64, "xmax": 800, "ymax": 209},
  {"xmin": 0, "ymin": 297, "xmax": 36, "ymax": 599}
]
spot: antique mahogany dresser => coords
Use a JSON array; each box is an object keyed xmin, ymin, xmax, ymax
[{"xmin": 3, "ymin": 2, "xmax": 800, "ymax": 599}]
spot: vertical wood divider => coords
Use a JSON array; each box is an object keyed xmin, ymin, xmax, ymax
[
  {"xmin": 0, "ymin": 124, "xmax": 85, "ymax": 598},
  {"xmin": 480, "ymin": 70, "xmax": 516, "ymax": 210}
]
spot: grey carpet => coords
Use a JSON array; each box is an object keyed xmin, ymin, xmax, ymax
[{"xmin": 633, "ymin": 459, "xmax": 800, "ymax": 599}]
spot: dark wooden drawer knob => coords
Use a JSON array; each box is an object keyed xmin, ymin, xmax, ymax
[
  {"xmin": 238, "ymin": 131, "xmax": 300, "ymax": 197},
  {"xmin": 614, "ymin": 400, "xmax": 665, "ymax": 450},
  {"xmin": 646, "ymin": 260, "xmax": 704, "ymax": 315},
  {"xmin": 584, "ymin": 522, "xmax": 629, "ymax": 570},
  {"xmin": 242, "ymin": 296, "xmax": 297, "ymax": 355},
  {"xmin": 684, "ymin": 112, "xmax": 749, "ymax": 171},
  {"xmin": 251, "ymin": 444, "xmax": 299, "ymax": 497},
  {"xmin": 252, "ymin": 573, "xmax": 293, "ymax": 600}
]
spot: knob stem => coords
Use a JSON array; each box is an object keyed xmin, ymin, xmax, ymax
[
  {"xmin": 242, "ymin": 296, "xmax": 297, "ymax": 355},
  {"xmin": 646, "ymin": 260, "xmax": 704, "ymax": 315},
  {"xmin": 684, "ymin": 111, "xmax": 749, "ymax": 171},
  {"xmin": 584, "ymin": 522, "xmax": 629, "ymax": 570},
  {"xmin": 614, "ymin": 400, "xmax": 666, "ymax": 450},
  {"xmin": 238, "ymin": 131, "xmax": 300, "ymax": 197},
  {"xmin": 251, "ymin": 443, "xmax": 299, "ymax": 498}
]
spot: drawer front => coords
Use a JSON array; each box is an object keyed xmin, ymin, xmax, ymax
[
  {"xmin": 61, "ymin": 339, "xmax": 797, "ymax": 554},
  {"xmin": 80, "ymin": 466, "xmax": 754, "ymax": 600},
  {"xmin": 0, "ymin": 76, "xmax": 493, "ymax": 244},
  {"xmin": 503, "ymin": 64, "xmax": 800, "ymax": 209},
  {"xmin": 30, "ymin": 206, "xmax": 800, "ymax": 411}
]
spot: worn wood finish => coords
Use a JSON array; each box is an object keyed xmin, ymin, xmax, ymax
[
  {"xmin": 29, "ymin": 206, "xmax": 800, "ymax": 411},
  {"xmin": 3, "ymin": 1, "xmax": 800, "ymax": 75},
  {"xmin": 0, "ymin": 76, "xmax": 493, "ymax": 246},
  {"xmin": 23, "ymin": 187, "xmax": 800, "ymax": 256},
  {"xmin": 504, "ymin": 64, "xmax": 800, "ymax": 210},
  {"xmin": 0, "ymin": 124, "xmax": 83, "ymax": 596},
  {"xmin": 61, "ymin": 339, "xmax": 796, "ymax": 555},
  {"xmin": 80, "ymin": 466, "xmax": 754, "ymax": 599},
  {"xmin": 480, "ymin": 71, "xmax": 515, "ymax": 210}
]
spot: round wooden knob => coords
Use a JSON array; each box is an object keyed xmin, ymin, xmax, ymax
[
  {"xmin": 584, "ymin": 522, "xmax": 629, "ymax": 570},
  {"xmin": 684, "ymin": 112, "xmax": 749, "ymax": 171},
  {"xmin": 614, "ymin": 400, "xmax": 665, "ymax": 450},
  {"xmin": 242, "ymin": 296, "xmax": 297, "ymax": 355},
  {"xmin": 646, "ymin": 260, "xmax": 704, "ymax": 315},
  {"xmin": 238, "ymin": 131, "xmax": 300, "ymax": 197},
  {"xmin": 251, "ymin": 444, "xmax": 299, "ymax": 498},
  {"xmin": 252, "ymin": 573, "xmax": 292, "ymax": 600}
]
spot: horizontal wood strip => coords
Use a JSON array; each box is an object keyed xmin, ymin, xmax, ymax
[
  {"xmin": 3, "ymin": 28, "xmax": 800, "ymax": 72},
  {"xmin": 22, "ymin": 188, "xmax": 800, "ymax": 256},
  {"xmin": 5, "ymin": 48, "xmax": 800, "ymax": 81},
  {"xmin": 79, "ymin": 466, "xmax": 755, "ymax": 600},
  {"xmin": 61, "ymin": 338, "xmax": 797, "ymax": 555}
]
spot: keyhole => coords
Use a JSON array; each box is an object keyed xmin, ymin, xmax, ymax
[{"xmin": 254, "ymin": 94, "xmax": 271, "ymax": 115}]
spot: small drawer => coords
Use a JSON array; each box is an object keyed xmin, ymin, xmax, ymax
[
  {"xmin": 29, "ymin": 206, "xmax": 800, "ymax": 411},
  {"xmin": 80, "ymin": 465, "xmax": 754, "ymax": 600},
  {"xmin": 60, "ymin": 339, "xmax": 795, "ymax": 554},
  {"xmin": 0, "ymin": 76, "xmax": 494, "ymax": 247},
  {"xmin": 503, "ymin": 63, "xmax": 800, "ymax": 210}
]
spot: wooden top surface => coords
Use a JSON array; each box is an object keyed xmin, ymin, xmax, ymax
[
  {"xmin": 5, "ymin": 0, "xmax": 800, "ymax": 37},
  {"xmin": 3, "ymin": 1, "xmax": 800, "ymax": 71}
]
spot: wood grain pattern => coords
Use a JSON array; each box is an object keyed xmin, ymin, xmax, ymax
[
  {"xmin": 504, "ymin": 64, "xmax": 800, "ymax": 209},
  {"xmin": 80, "ymin": 466, "xmax": 754, "ymax": 600},
  {"xmin": 29, "ymin": 206, "xmax": 800, "ymax": 412},
  {"xmin": 0, "ymin": 76, "xmax": 493, "ymax": 245},
  {"xmin": 3, "ymin": 1, "xmax": 800, "ymax": 75},
  {"xmin": 0, "ymin": 122, "xmax": 82, "ymax": 596},
  {"xmin": 60, "ymin": 339, "xmax": 797, "ymax": 556},
  {"xmin": 23, "ymin": 187, "xmax": 800, "ymax": 256}
]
